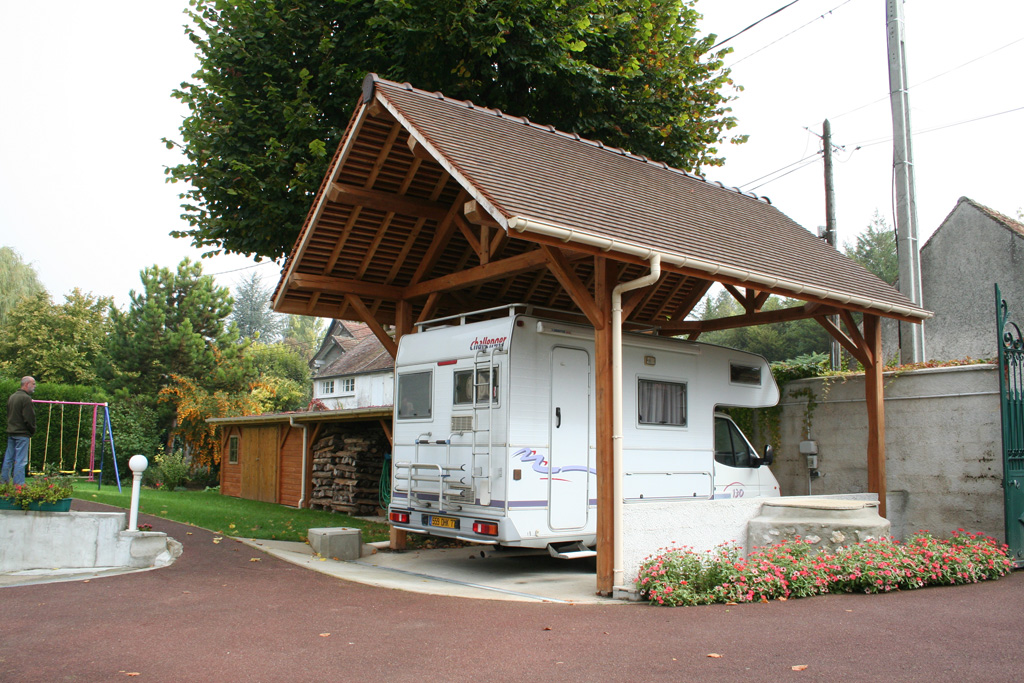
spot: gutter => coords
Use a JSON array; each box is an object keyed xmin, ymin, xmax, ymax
[
  {"xmin": 611, "ymin": 255, "xmax": 661, "ymax": 589},
  {"xmin": 506, "ymin": 216, "xmax": 931, "ymax": 320},
  {"xmin": 289, "ymin": 416, "xmax": 310, "ymax": 509}
]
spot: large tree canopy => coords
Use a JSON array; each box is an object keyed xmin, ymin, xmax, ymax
[{"xmin": 166, "ymin": 0, "xmax": 741, "ymax": 260}]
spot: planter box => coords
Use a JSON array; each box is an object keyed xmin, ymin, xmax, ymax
[{"xmin": 0, "ymin": 497, "xmax": 73, "ymax": 512}]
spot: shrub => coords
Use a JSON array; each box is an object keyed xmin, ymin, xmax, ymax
[
  {"xmin": 153, "ymin": 448, "xmax": 191, "ymax": 491},
  {"xmin": 637, "ymin": 532, "xmax": 1013, "ymax": 606}
]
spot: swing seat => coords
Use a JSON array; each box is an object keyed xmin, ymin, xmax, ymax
[{"xmin": 80, "ymin": 468, "xmax": 101, "ymax": 474}]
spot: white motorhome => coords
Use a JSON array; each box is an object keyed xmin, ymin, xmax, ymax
[{"xmin": 388, "ymin": 305, "xmax": 779, "ymax": 556}]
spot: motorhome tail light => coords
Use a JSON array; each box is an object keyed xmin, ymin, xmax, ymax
[
  {"xmin": 472, "ymin": 521, "xmax": 499, "ymax": 536},
  {"xmin": 437, "ymin": 359, "xmax": 457, "ymax": 366},
  {"xmin": 389, "ymin": 511, "xmax": 410, "ymax": 524}
]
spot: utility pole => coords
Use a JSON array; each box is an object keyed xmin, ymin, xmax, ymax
[
  {"xmin": 886, "ymin": 0, "xmax": 925, "ymax": 362},
  {"xmin": 822, "ymin": 119, "xmax": 841, "ymax": 370}
]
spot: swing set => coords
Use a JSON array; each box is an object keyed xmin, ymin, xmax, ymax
[{"xmin": 29, "ymin": 400, "xmax": 122, "ymax": 491}]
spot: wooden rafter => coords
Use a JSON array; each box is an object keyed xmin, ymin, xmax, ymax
[
  {"xmin": 815, "ymin": 315, "xmax": 872, "ymax": 367},
  {"xmin": 344, "ymin": 294, "xmax": 397, "ymax": 358},
  {"xmin": 660, "ymin": 302, "xmax": 836, "ymax": 333},
  {"xmin": 289, "ymin": 273, "xmax": 404, "ymax": 300},
  {"xmin": 404, "ymin": 248, "xmax": 549, "ymax": 299},
  {"xmin": 542, "ymin": 246, "xmax": 604, "ymax": 328},
  {"xmin": 328, "ymin": 183, "xmax": 451, "ymax": 221},
  {"xmin": 409, "ymin": 191, "xmax": 468, "ymax": 285}
]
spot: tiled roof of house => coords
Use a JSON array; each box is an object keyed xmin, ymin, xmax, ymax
[{"xmin": 318, "ymin": 333, "xmax": 394, "ymax": 378}]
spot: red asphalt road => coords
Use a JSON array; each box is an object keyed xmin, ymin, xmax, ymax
[{"xmin": 1, "ymin": 501, "xmax": 1022, "ymax": 682}]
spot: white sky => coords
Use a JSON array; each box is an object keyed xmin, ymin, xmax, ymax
[{"xmin": 1, "ymin": 0, "xmax": 1020, "ymax": 308}]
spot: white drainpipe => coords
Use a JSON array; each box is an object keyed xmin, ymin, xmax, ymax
[
  {"xmin": 289, "ymin": 416, "xmax": 310, "ymax": 509},
  {"xmin": 611, "ymin": 255, "xmax": 660, "ymax": 587}
]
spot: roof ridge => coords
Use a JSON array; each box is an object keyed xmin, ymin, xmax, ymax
[{"xmin": 367, "ymin": 74, "xmax": 770, "ymax": 205}]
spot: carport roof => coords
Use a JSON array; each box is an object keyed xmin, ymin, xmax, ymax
[{"xmin": 274, "ymin": 74, "xmax": 929, "ymax": 329}]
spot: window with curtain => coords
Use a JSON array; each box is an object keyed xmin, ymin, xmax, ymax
[{"xmin": 637, "ymin": 379, "xmax": 687, "ymax": 426}]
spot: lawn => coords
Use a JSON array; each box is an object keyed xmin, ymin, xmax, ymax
[{"xmin": 72, "ymin": 483, "xmax": 391, "ymax": 543}]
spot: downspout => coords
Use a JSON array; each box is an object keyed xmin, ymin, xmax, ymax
[
  {"xmin": 611, "ymin": 255, "xmax": 661, "ymax": 587},
  {"xmin": 290, "ymin": 416, "xmax": 310, "ymax": 509}
]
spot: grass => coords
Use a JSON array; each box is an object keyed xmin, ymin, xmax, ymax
[{"xmin": 72, "ymin": 482, "xmax": 391, "ymax": 543}]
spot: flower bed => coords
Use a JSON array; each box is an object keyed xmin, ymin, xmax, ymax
[
  {"xmin": 636, "ymin": 531, "xmax": 1013, "ymax": 607},
  {"xmin": 0, "ymin": 474, "xmax": 75, "ymax": 511}
]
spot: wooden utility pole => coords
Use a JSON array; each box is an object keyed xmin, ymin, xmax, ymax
[
  {"xmin": 823, "ymin": 119, "xmax": 841, "ymax": 370},
  {"xmin": 886, "ymin": 0, "xmax": 925, "ymax": 362}
]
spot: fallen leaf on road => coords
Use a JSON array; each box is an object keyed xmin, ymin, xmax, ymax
[
  {"xmin": 250, "ymin": 558, "xmax": 261, "ymax": 562},
  {"xmin": 124, "ymin": 673, "xmax": 140, "ymax": 677},
  {"xmin": 778, "ymin": 597, "xmax": 788, "ymax": 602},
  {"xmin": 212, "ymin": 537, "xmax": 223, "ymax": 544},
  {"xmin": 186, "ymin": 532, "xmax": 193, "ymax": 535},
  {"xmin": 707, "ymin": 653, "xmax": 723, "ymax": 658},
  {"xmin": 319, "ymin": 633, "xmax": 331, "ymax": 637},
  {"xmin": 792, "ymin": 665, "xmax": 808, "ymax": 671},
  {"xmin": 543, "ymin": 627, "xmax": 552, "ymax": 631},
  {"xmin": 82, "ymin": 580, "xmax": 90, "ymax": 583}
]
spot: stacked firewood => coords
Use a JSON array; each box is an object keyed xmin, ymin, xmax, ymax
[{"xmin": 309, "ymin": 424, "xmax": 387, "ymax": 515}]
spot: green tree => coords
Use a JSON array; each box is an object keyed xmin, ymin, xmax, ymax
[
  {"xmin": 230, "ymin": 271, "xmax": 285, "ymax": 342},
  {"xmin": 104, "ymin": 259, "xmax": 249, "ymax": 397},
  {"xmin": 0, "ymin": 246, "xmax": 46, "ymax": 328},
  {"xmin": 844, "ymin": 211, "xmax": 898, "ymax": 285},
  {"xmin": 0, "ymin": 289, "xmax": 113, "ymax": 384},
  {"xmin": 165, "ymin": 0, "xmax": 742, "ymax": 260},
  {"xmin": 246, "ymin": 341, "xmax": 312, "ymax": 412},
  {"xmin": 283, "ymin": 315, "xmax": 327, "ymax": 361},
  {"xmin": 696, "ymin": 289, "xmax": 828, "ymax": 363}
]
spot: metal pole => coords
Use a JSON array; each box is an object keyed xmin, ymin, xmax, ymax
[
  {"xmin": 823, "ymin": 119, "xmax": 841, "ymax": 370},
  {"xmin": 886, "ymin": 0, "xmax": 925, "ymax": 362}
]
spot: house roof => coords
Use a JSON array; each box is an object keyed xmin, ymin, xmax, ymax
[
  {"xmin": 274, "ymin": 74, "xmax": 929, "ymax": 329},
  {"xmin": 929, "ymin": 197, "xmax": 1024, "ymax": 243},
  {"xmin": 317, "ymin": 332, "xmax": 394, "ymax": 378}
]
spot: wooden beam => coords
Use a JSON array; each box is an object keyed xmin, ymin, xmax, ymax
[
  {"xmin": 403, "ymin": 248, "xmax": 549, "ymax": 300},
  {"xmin": 661, "ymin": 303, "xmax": 841, "ymax": 333},
  {"xmin": 417, "ymin": 292, "xmax": 441, "ymax": 324},
  {"xmin": 543, "ymin": 246, "xmax": 604, "ymax": 329},
  {"xmin": 379, "ymin": 418, "xmax": 393, "ymax": 448},
  {"xmin": 663, "ymin": 279, "xmax": 713, "ymax": 323},
  {"xmin": 289, "ymin": 273, "xmax": 404, "ymax": 300},
  {"xmin": 409, "ymin": 191, "xmax": 466, "ymax": 285},
  {"xmin": 840, "ymin": 310, "xmax": 867, "ymax": 352},
  {"xmin": 406, "ymin": 135, "xmax": 434, "ymax": 161},
  {"xmin": 593, "ymin": 256, "xmax": 615, "ymax": 596},
  {"xmin": 463, "ymin": 199, "xmax": 501, "ymax": 227},
  {"xmin": 815, "ymin": 315, "xmax": 871, "ymax": 367},
  {"xmin": 395, "ymin": 300, "xmax": 413, "ymax": 347},
  {"xmin": 863, "ymin": 314, "xmax": 887, "ymax": 518},
  {"xmin": 343, "ymin": 294, "xmax": 397, "ymax": 358},
  {"xmin": 453, "ymin": 215, "xmax": 486, "ymax": 264},
  {"xmin": 328, "ymin": 183, "xmax": 450, "ymax": 221}
]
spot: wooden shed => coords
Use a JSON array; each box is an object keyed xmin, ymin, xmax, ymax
[{"xmin": 209, "ymin": 408, "xmax": 392, "ymax": 509}]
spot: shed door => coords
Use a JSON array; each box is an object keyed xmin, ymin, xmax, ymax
[
  {"xmin": 548, "ymin": 347, "xmax": 591, "ymax": 530},
  {"xmin": 241, "ymin": 425, "xmax": 279, "ymax": 503}
]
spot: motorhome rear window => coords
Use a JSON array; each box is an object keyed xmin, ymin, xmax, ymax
[
  {"xmin": 397, "ymin": 372, "xmax": 432, "ymax": 419},
  {"xmin": 637, "ymin": 379, "xmax": 687, "ymax": 427},
  {"xmin": 730, "ymin": 364, "xmax": 762, "ymax": 386},
  {"xmin": 453, "ymin": 368, "xmax": 499, "ymax": 405}
]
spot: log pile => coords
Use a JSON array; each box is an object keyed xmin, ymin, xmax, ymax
[{"xmin": 309, "ymin": 424, "xmax": 387, "ymax": 515}]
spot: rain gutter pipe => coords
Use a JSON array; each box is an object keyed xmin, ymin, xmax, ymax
[
  {"xmin": 290, "ymin": 416, "xmax": 310, "ymax": 509},
  {"xmin": 504, "ymin": 216, "xmax": 929, "ymax": 320},
  {"xmin": 611, "ymin": 255, "xmax": 661, "ymax": 587}
]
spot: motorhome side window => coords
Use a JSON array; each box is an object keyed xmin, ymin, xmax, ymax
[
  {"xmin": 637, "ymin": 379, "xmax": 687, "ymax": 426},
  {"xmin": 730, "ymin": 363, "xmax": 762, "ymax": 386},
  {"xmin": 397, "ymin": 372, "xmax": 432, "ymax": 419},
  {"xmin": 453, "ymin": 368, "xmax": 499, "ymax": 405}
]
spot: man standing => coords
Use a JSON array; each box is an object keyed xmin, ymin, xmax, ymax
[{"xmin": 2, "ymin": 376, "xmax": 37, "ymax": 485}]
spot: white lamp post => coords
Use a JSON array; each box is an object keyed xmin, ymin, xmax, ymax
[{"xmin": 128, "ymin": 455, "xmax": 149, "ymax": 532}]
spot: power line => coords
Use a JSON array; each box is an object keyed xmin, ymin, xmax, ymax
[
  {"xmin": 207, "ymin": 260, "xmax": 281, "ymax": 277},
  {"xmin": 748, "ymin": 156, "xmax": 822, "ymax": 192},
  {"xmin": 727, "ymin": 0, "xmax": 857, "ymax": 67},
  {"xmin": 711, "ymin": 0, "xmax": 804, "ymax": 51},
  {"xmin": 739, "ymin": 151, "xmax": 821, "ymax": 189},
  {"xmin": 853, "ymin": 104, "xmax": 1024, "ymax": 149},
  {"xmin": 827, "ymin": 36, "xmax": 1024, "ymax": 123}
]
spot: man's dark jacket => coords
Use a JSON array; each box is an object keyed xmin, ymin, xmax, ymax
[{"xmin": 6, "ymin": 389, "xmax": 36, "ymax": 437}]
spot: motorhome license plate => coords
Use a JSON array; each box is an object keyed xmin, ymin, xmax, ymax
[{"xmin": 429, "ymin": 515, "xmax": 459, "ymax": 529}]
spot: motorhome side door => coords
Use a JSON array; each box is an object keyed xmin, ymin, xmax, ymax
[{"xmin": 548, "ymin": 347, "xmax": 591, "ymax": 530}]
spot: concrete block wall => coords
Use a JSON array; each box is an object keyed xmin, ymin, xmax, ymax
[{"xmin": 771, "ymin": 365, "xmax": 1003, "ymax": 541}]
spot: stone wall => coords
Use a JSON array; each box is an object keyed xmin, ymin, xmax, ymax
[
  {"xmin": 309, "ymin": 423, "xmax": 388, "ymax": 515},
  {"xmin": 770, "ymin": 364, "xmax": 1002, "ymax": 541}
]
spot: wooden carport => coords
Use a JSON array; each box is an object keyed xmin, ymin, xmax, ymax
[{"xmin": 273, "ymin": 74, "xmax": 930, "ymax": 594}]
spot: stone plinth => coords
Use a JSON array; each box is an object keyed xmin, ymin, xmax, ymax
[
  {"xmin": 747, "ymin": 498, "xmax": 890, "ymax": 554},
  {"xmin": 308, "ymin": 527, "xmax": 362, "ymax": 561}
]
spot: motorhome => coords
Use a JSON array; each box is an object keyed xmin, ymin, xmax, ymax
[{"xmin": 388, "ymin": 305, "xmax": 779, "ymax": 556}]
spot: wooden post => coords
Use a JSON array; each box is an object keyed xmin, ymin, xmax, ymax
[
  {"xmin": 389, "ymin": 300, "xmax": 411, "ymax": 551},
  {"xmin": 593, "ymin": 257, "xmax": 615, "ymax": 594},
  {"xmin": 863, "ymin": 315, "xmax": 887, "ymax": 518}
]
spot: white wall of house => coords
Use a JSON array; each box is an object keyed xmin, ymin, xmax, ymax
[{"xmin": 314, "ymin": 371, "xmax": 394, "ymax": 410}]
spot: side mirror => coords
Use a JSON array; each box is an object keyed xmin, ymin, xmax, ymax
[{"xmin": 761, "ymin": 443, "xmax": 774, "ymax": 466}]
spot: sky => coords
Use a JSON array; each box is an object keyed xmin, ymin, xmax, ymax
[{"xmin": 1, "ymin": 0, "xmax": 1021, "ymax": 309}]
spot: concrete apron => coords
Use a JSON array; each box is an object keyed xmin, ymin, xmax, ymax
[
  {"xmin": 238, "ymin": 537, "xmax": 620, "ymax": 604},
  {"xmin": 0, "ymin": 509, "xmax": 182, "ymax": 586}
]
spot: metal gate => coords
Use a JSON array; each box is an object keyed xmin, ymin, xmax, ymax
[{"xmin": 996, "ymin": 284, "xmax": 1024, "ymax": 567}]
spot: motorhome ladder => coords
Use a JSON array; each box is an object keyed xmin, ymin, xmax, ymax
[
  {"xmin": 393, "ymin": 435, "xmax": 471, "ymax": 512},
  {"xmin": 471, "ymin": 347, "xmax": 498, "ymax": 505}
]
